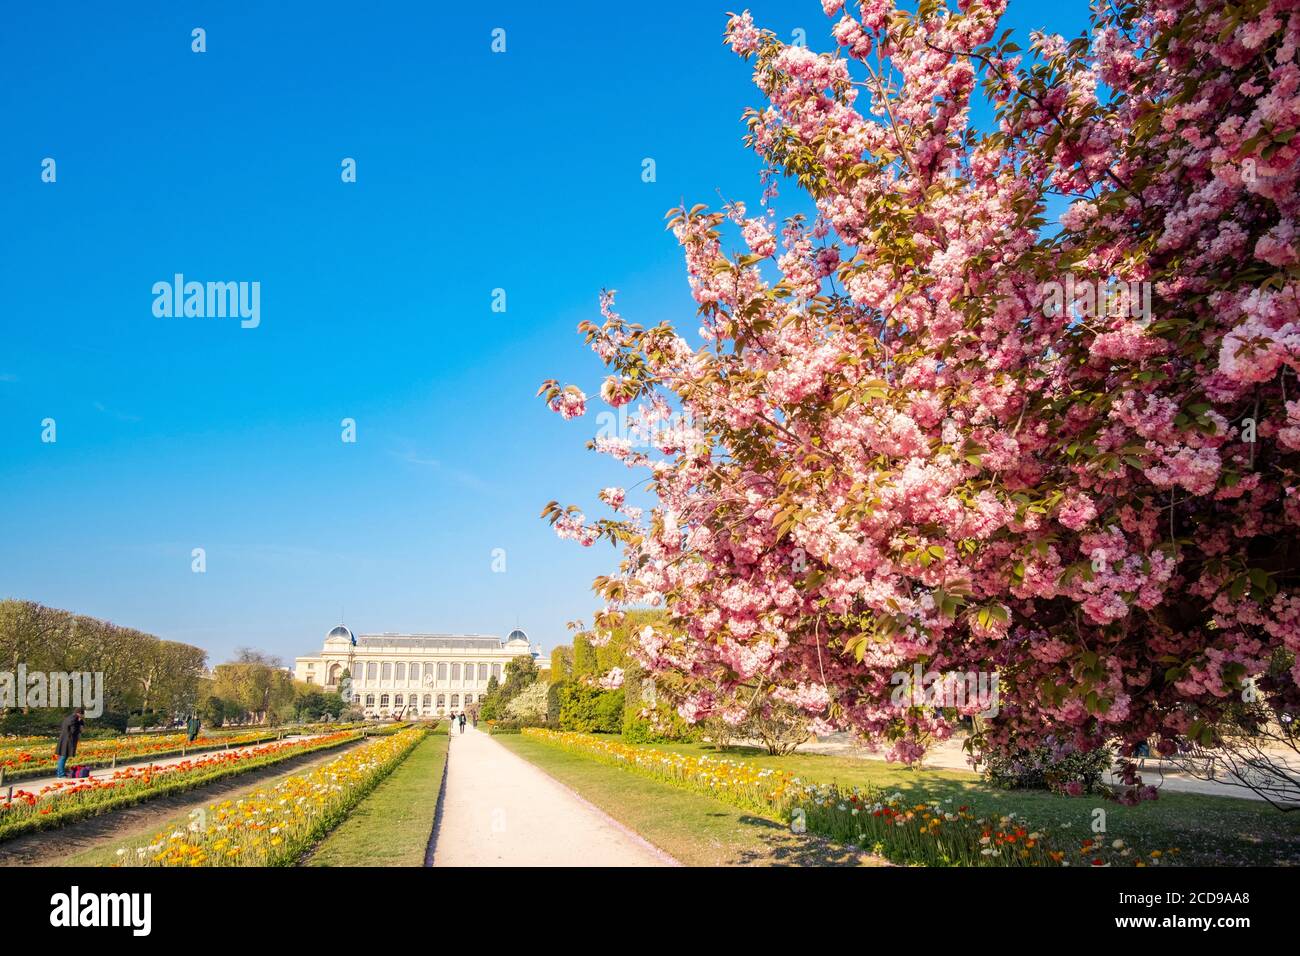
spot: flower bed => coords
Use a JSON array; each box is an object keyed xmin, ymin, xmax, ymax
[
  {"xmin": 521, "ymin": 729, "xmax": 1175, "ymax": 867},
  {"xmin": 106, "ymin": 727, "xmax": 427, "ymax": 866},
  {"xmin": 0, "ymin": 730, "xmax": 367, "ymax": 843},
  {"xmin": 0, "ymin": 721, "xmax": 375, "ymax": 781},
  {"xmin": 0, "ymin": 729, "xmax": 284, "ymax": 780}
]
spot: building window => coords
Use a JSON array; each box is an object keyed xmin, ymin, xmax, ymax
[
  {"xmin": 381, "ymin": 662, "xmax": 393, "ymax": 681},
  {"xmin": 478, "ymin": 663, "xmax": 488, "ymax": 682},
  {"xmin": 365, "ymin": 695, "xmax": 375, "ymax": 707},
  {"xmin": 438, "ymin": 662, "xmax": 448, "ymax": 681},
  {"xmin": 451, "ymin": 662, "xmax": 462, "ymax": 681},
  {"xmin": 395, "ymin": 662, "xmax": 406, "ymax": 681},
  {"xmin": 353, "ymin": 694, "xmax": 361, "ymax": 703},
  {"xmin": 366, "ymin": 662, "xmax": 378, "ymax": 681},
  {"xmin": 492, "ymin": 663, "xmax": 502, "ymax": 681},
  {"xmin": 394, "ymin": 695, "xmax": 404, "ymax": 708},
  {"xmin": 423, "ymin": 694, "xmax": 432, "ymax": 709},
  {"xmin": 424, "ymin": 663, "xmax": 436, "ymax": 681},
  {"xmin": 464, "ymin": 694, "xmax": 474, "ymax": 705},
  {"xmin": 451, "ymin": 694, "xmax": 460, "ymax": 709},
  {"xmin": 437, "ymin": 694, "xmax": 446, "ymax": 709},
  {"xmin": 380, "ymin": 694, "xmax": 390, "ymax": 707}
]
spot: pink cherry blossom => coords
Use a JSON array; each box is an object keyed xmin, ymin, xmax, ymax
[{"xmin": 541, "ymin": 0, "xmax": 1300, "ymax": 785}]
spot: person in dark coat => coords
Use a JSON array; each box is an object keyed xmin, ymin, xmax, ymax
[
  {"xmin": 55, "ymin": 707, "xmax": 85, "ymax": 777},
  {"xmin": 186, "ymin": 716, "xmax": 201, "ymax": 742},
  {"xmin": 459, "ymin": 712, "xmax": 467, "ymax": 734}
]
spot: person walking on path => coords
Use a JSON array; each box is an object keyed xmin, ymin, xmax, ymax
[
  {"xmin": 459, "ymin": 712, "xmax": 467, "ymax": 734},
  {"xmin": 54, "ymin": 707, "xmax": 85, "ymax": 778}
]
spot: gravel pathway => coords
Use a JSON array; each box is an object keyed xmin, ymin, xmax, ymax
[{"xmin": 429, "ymin": 725, "xmax": 675, "ymax": 867}]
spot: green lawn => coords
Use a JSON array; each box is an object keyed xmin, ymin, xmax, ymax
[
  {"xmin": 305, "ymin": 732, "xmax": 449, "ymax": 867},
  {"xmin": 629, "ymin": 739, "xmax": 1300, "ymax": 866},
  {"xmin": 495, "ymin": 734, "xmax": 881, "ymax": 866}
]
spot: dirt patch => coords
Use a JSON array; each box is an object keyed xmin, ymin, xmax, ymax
[{"xmin": 0, "ymin": 740, "xmax": 363, "ymax": 867}]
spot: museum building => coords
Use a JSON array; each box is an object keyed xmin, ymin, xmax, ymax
[{"xmin": 294, "ymin": 625, "xmax": 538, "ymax": 718}]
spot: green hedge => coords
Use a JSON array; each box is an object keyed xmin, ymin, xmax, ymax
[
  {"xmin": 0, "ymin": 711, "xmax": 130, "ymax": 737},
  {"xmin": 619, "ymin": 670, "xmax": 696, "ymax": 743},
  {"xmin": 557, "ymin": 685, "xmax": 623, "ymax": 733}
]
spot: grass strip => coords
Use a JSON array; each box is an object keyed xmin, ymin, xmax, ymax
[{"xmin": 305, "ymin": 732, "xmax": 449, "ymax": 866}]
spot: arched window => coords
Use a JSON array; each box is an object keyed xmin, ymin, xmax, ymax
[
  {"xmin": 464, "ymin": 694, "xmax": 474, "ymax": 705},
  {"xmin": 394, "ymin": 694, "xmax": 404, "ymax": 708},
  {"xmin": 381, "ymin": 662, "xmax": 393, "ymax": 681},
  {"xmin": 395, "ymin": 662, "xmax": 406, "ymax": 681},
  {"xmin": 451, "ymin": 662, "xmax": 462, "ymax": 681},
  {"xmin": 353, "ymin": 693, "xmax": 361, "ymax": 703},
  {"xmin": 451, "ymin": 694, "xmax": 460, "ymax": 708},
  {"xmin": 491, "ymin": 663, "xmax": 502, "ymax": 681},
  {"xmin": 366, "ymin": 662, "xmax": 378, "ymax": 680},
  {"xmin": 380, "ymin": 694, "xmax": 390, "ymax": 707},
  {"xmin": 478, "ymin": 663, "xmax": 489, "ymax": 682},
  {"xmin": 437, "ymin": 662, "xmax": 448, "ymax": 681},
  {"xmin": 423, "ymin": 694, "xmax": 432, "ymax": 708},
  {"xmin": 424, "ymin": 663, "xmax": 436, "ymax": 681},
  {"xmin": 365, "ymin": 694, "xmax": 375, "ymax": 707}
]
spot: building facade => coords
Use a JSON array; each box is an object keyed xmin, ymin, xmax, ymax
[{"xmin": 294, "ymin": 625, "xmax": 537, "ymax": 719}]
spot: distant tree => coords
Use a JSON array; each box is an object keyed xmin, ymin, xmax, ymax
[
  {"xmin": 505, "ymin": 681, "xmax": 550, "ymax": 723},
  {"xmin": 213, "ymin": 650, "xmax": 294, "ymax": 724},
  {"xmin": 501, "ymin": 655, "xmax": 539, "ymax": 699},
  {"xmin": 202, "ymin": 696, "xmax": 227, "ymax": 728},
  {"xmin": 479, "ymin": 675, "xmax": 501, "ymax": 721},
  {"xmin": 550, "ymin": 646, "xmax": 573, "ymax": 683},
  {"xmin": 546, "ymin": 681, "xmax": 567, "ymax": 723},
  {"xmin": 0, "ymin": 599, "xmax": 206, "ymax": 723},
  {"xmin": 293, "ymin": 689, "xmax": 328, "ymax": 721},
  {"xmin": 571, "ymin": 633, "xmax": 598, "ymax": 679}
]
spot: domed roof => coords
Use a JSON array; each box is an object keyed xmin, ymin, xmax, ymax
[
  {"xmin": 326, "ymin": 624, "xmax": 355, "ymax": 645},
  {"xmin": 506, "ymin": 628, "xmax": 529, "ymax": 644}
]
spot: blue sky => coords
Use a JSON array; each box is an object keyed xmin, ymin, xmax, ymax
[{"xmin": 0, "ymin": 1, "xmax": 1091, "ymax": 665}]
